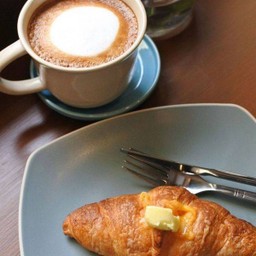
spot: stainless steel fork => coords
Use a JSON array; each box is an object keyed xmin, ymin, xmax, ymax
[
  {"xmin": 122, "ymin": 154, "xmax": 256, "ymax": 203},
  {"xmin": 121, "ymin": 147, "xmax": 256, "ymax": 186}
]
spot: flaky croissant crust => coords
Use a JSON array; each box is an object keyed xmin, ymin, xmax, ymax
[{"xmin": 63, "ymin": 186, "xmax": 256, "ymax": 256}]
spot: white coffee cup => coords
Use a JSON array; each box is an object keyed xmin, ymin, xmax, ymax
[{"xmin": 0, "ymin": 0, "xmax": 146, "ymax": 108}]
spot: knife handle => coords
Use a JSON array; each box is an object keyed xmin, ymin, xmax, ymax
[{"xmin": 193, "ymin": 167, "xmax": 256, "ymax": 186}]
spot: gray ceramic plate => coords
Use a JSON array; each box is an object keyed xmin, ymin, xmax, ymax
[{"xmin": 19, "ymin": 103, "xmax": 256, "ymax": 256}]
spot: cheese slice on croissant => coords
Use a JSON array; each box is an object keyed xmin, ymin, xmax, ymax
[{"xmin": 63, "ymin": 186, "xmax": 256, "ymax": 255}]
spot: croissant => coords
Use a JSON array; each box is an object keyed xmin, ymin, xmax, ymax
[{"xmin": 63, "ymin": 186, "xmax": 256, "ymax": 255}]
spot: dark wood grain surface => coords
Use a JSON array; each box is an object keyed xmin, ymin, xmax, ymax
[{"xmin": 1, "ymin": 0, "xmax": 256, "ymax": 255}]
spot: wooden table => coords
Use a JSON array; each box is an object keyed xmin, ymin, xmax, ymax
[{"xmin": 1, "ymin": 0, "xmax": 256, "ymax": 255}]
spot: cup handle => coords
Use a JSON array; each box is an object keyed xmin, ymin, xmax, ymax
[{"xmin": 0, "ymin": 40, "xmax": 46, "ymax": 95}]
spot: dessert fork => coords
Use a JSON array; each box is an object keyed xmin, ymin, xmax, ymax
[{"xmin": 122, "ymin": 154, "xmax": 256, "ymax": 203}]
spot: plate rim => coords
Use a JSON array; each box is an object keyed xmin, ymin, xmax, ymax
[{"xmin": 20, "ymin": 103, "xmax": 256, "ymax": 156}]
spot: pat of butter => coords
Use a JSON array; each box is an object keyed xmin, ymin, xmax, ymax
[{"xmin": 145, "ymin": 206, "xmax": 180, "ymax": 231}]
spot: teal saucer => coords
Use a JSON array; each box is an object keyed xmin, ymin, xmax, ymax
[{"xmin": 30, "ymin": 35, "xmax": 160, "ymax": 121}]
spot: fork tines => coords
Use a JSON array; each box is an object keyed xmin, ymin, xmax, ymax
[{"xmin": 122, "ymin": 154, "xmax": 169, "ymax": 186}]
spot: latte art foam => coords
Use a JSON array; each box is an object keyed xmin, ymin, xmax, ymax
[
  {"xmin": 28, "ymin": 0, "xmax": 138, "ymax": 68},
  {"xmin": 50, "ymin": 6, "xmax": 120, "ymax": 56}
]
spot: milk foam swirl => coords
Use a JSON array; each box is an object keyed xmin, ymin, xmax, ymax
[{"xmin": 50, "ymin": 7, "xmax": 120, "ymax": 56}]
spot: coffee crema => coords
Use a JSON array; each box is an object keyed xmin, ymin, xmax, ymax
[{"xmin": 28, "ymin": 0, "xmax": 138, "ymax": 68}]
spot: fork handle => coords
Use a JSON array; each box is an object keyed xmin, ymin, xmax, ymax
[{"xmin": 214, "ymin": 184, "xmax": 256, "ymax": 203}]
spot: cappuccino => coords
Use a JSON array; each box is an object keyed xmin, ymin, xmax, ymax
[{"xmin": 28, "ymin": 0, "xmax": 138, "ymax": 68}]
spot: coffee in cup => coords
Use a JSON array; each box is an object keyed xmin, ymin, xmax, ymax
[
  {"xmin": 0, "ymin": 0, "xmax": 146, "ymax": 108},
  {"xmin": 28, "ymin": 0, "xmax": 138, "ymax": 68}
]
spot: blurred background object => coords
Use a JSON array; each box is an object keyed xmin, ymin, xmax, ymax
[{"xmin": 142, "ymin": 0, "xmax": 196, "ymax": 39}]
